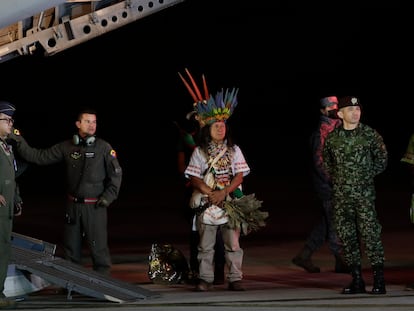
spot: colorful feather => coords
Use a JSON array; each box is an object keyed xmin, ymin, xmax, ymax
[{"xmin": 179, "ymin": 68, "xmax": 239, "ymax": 127}]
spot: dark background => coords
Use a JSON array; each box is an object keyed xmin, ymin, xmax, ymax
[{"xmin": 1, "ymin": 1, "xmax": 412, "ymax": 245}]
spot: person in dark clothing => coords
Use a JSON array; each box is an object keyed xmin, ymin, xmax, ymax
[
  {"xmin": 0, "ymin": 101, "xmax": 24, "ymax": 309},
  {"xmin": 176, "ymin": 111, "xmax": 225, "ymax": 285},
  {"xmin": 292, "ymin": 96, "xmax": 348, "ymax": 274},
  {"xmin": 10, "ymin": 107, "xmax": 122, "ymax": 276},
  {"xmin": 400, "ymin": 132, "xmax": 414, "ymax": 290},
  {"xmin": 323, "ymin": 96, "xmax": 387, "ymax": 295}
]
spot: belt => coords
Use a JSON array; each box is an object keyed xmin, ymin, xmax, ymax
[{"xmin": 68, "ymin": 195, "xmax": 98, "ymax": 204}]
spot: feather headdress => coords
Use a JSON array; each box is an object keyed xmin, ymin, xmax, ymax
[{"xmin": 178, "ymin": 68, "xmax": 239, "ymax": 128}]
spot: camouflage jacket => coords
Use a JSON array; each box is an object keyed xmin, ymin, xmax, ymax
[{"xmin": 322, "ymin": 123, "xmax": 387, "ymax": 195}]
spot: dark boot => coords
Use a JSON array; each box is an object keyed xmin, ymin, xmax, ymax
[
  {"xmin": 371, "ymin": 264, "xmax": 386, "ymax": 294},
  {"xmin": 335, "ymin": 254, "xmax": 350, "ymax": 273},
  {"xmin": 292, "ymin": 246, "xmax": 320, "ymax": 273},
  {"xmin": 342, "ymin": 265, "xmax": 366, "ymax": 294}
]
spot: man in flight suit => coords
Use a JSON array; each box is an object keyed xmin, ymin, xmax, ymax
[{"xmin": 10, "ymin": 107, "xmax": 122, "ymax": 275}]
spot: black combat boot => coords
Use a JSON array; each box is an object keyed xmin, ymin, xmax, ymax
[
  {"xmin": 371, "ymin": 264, "xmax": 386, "ymax": 294},
  {"xmin": 292, "ymin": 246, "xmax": 320, "ymax": 273},
  {"xmin": 342, "ymin": 265, "xmax": 366, "ymax": 294}
]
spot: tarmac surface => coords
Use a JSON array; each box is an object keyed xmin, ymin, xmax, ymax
[{"xmin": 8, "ymin": 174, "xmax": 414, "ymax": 310}]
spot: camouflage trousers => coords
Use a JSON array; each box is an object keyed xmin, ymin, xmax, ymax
[{"xmin": 333, "ymin": 194, "xmax": 384, "ymax": 266}]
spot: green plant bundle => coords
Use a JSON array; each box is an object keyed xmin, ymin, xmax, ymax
[{"xmin": 223, "ymin": 194, "xmax": 268, "ymax": 235}]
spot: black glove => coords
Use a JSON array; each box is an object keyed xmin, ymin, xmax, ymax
[
  {"xmin": 8, "ymin": 128, "xmax": 22, "ymax": 142},
  {"xmin": 96, "ymin": 197, "xmax": 109, "ymax": 208}
]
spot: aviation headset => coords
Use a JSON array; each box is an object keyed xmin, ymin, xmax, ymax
[{"xmin": 73, "ymin": 134, "xmax": 96, "ymax": 146}]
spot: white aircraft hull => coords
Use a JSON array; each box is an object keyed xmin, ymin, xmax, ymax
[
  {"xmin": 0, "ymin": 0, "xmax": 68, "ymax": 29},
  {"xmin": 0, "ymin": 0, "xmax": 184, "ymax": 62}
]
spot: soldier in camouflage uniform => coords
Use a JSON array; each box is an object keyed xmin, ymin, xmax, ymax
[{"xmin": 323, "ymin": 96, "xmax": 388, "ymax": 295}]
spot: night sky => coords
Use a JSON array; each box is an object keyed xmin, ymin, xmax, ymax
[{"xmin": 0, "ymin": 0, "xmax": 410, "ymax": 195}]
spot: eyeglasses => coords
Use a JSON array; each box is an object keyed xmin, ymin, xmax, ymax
[{"xmin": 0, "ymin": 118, "xmax": 14, "ymax": 124}]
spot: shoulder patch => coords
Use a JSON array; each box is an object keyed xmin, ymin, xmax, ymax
[{"xmin": 110, "ymin": 149, "xmax": 117, "ymax": 158}]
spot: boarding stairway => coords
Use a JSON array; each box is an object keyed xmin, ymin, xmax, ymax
[{"xmin": 10, "ymin": 233, "xmax": 159, "ymax": 303}]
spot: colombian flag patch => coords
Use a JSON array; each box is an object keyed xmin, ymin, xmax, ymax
[{"xmin": 110, "ymin": 149, "xmax": 117, "ymax": 158}]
